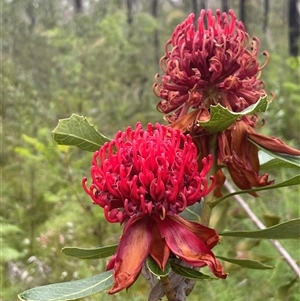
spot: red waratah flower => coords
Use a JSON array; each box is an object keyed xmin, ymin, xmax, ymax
[
  {"xmin": 82, "ymin": 123, "xmax": 226, "ymax": 294},
  {"xmin": 153, "ymin": 9, "xmax": 300, "ymax": 194},
  {"xmin": 153, "ymin": 9, "xmax": 268, "ymax": 122}
]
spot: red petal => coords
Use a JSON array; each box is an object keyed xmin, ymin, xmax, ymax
[
  {"xmin": 214, "ymin": 169, "xmax": 226, "ymax": 197},
  {"xmin": 107, "ymin": 217, "xmax": 152, "ymax": 294},
  {"xmin": 249, "ymin": 132, "xmax": 300, "ymax": 156},
  {"xmin": 149, "ymin": 223, "xmax": 170, "ymax": 270},
  {"xmin": 155, "ymin": 215, "xmax": 227, "ymax": 279},
  {"xmin": 171, "ymin": 215, "xmax": 220, "ymax": 248}
]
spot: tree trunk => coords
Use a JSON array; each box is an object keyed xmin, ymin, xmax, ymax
[
  {"xmin": 74, "ymin": 0, "xmax": 82, "ymax": 14},
  {"xmin": 222, "ymin": 0, "xmax": 229, "ymax": 12},
  {"xmin": 152, "ymin": 0, "xmax": 160, "ymax": 64},
  {"xmin": 288, "ymin": 0, "xmax": 300, "ymax": 56},
  {"xmin": 126, "ymin": 0, "xmax": 133, "ymax": 25},
  {"xmin": 263, "ymin": 0, "xmax": 269, "ymax": 33},
  {"xmin": 191, "ymin": 0, "xmax": 198, "ymax": 16},
  {"xmin": 200, "ymin": 0, "xmax": 206, "ymax": 10},
  {"xmin": 240, "ymin": 0, "xmax": 246, "ymax": 26}
]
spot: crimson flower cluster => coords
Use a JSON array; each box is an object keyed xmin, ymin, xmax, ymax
[
  {"xmin": 153, "ymin": 9, "xmax": 267, "ymax": 122},
  {"xmin": 83, "ymin": 123, "xmax": 226, "ymax": 294},
  {"xmin": 153, "ymin": 9, "xmax": 300, "ymax": 193}
]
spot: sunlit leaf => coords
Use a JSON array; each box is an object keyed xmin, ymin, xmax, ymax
[
  {"xmin": 198, "ymin": 96, "xmax": 268, "ymax": 133},
  {"xmin": 53, "ymin": 114, "xmax": 110, "ymax": 152},
  {"xmin": 220, "ymin": 218, "xmax": 300, "ymax": 239},
  {"xmin": 216, "ymin": 256, "xmax": 274, "ymax": 269},
  {"xmin": 251, "ymin": 140, "xmax": 300, "ymax": 168},
  {"xmin": 235, "ymin": 239, "xmax": 260, "ymax": 251},
  {"xmin": 263, "ymin": 214, "xmax": 280, "ymax": 227},
  {"xmin": 259, "ymin": 151, "xmax": 298, "ymax": 170},
  {"xmin": 18, "ymin": 271, "xmax": 113, "ymax": 301},
  {"xmin": 278, "ymin": 278, "xmax": 298, "ymax": 301},
  {"xmin": 217, "ymin": 175, "xmax": 300, "ymax": 203},
  {"xmin": 170, "ymin": 262, "xmax": 216, "ymax": 280},
  {"xmin": 146, "ymin": 257, "xmax": 171, "ymax": 277},
  {"xmin": 62, "ymin": 244, "xmax": 118, "ymax": 259}
]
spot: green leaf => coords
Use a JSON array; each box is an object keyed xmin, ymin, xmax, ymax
[
  {"xmin": 259, "ymin": 151, "xmax": 299, "ymax": 170},
  {"xmin": 263, "ymin": 214, "xmax": 281, "ymax": 227},
  {"xmin": 180, "ymin": 202, "xmax": 202, "ymax": 222},
  {"xmin": 252, "ymin": 140, "xmax": 300, "ymax": 168},
  {"xmin": 18, "ymin": 270, "xmax": 113, "ymax": 301},
  {"xmin": 62, "ymin": 244, "xmax": 118, "ymax": 259},
  {"xmin": 198, "ymin": 96, "xmax": 268, "ymax": 133},
  {"xmin": 169, "ymin": 262, "xmax": 216, "ymax": 280},
  {"xmin": 52, "ymin": 114, "xmax": 110, "ymax": 152},
  {"xmin": 216, "ymin": 174, "xmax": 300, "ymax": 203},
  {"xmin": 216, "ymin": 256, "xmax": 274, "ymax": 269},
  {"xmin": 220, "ymin": 218, "xmax": 300, "ymax": 239},
  {"xmin": 278, "ymin": 278, "xmax": 298, "ymax": 301},
  {"xmin": 146, "ymin": 257, "xmax": 171, "ymax": 277}
]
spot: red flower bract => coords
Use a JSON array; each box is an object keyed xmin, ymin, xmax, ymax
[
  {"xmin": 153, "ymin": 9, "xmax": 268, "ymax": 122},
  {"xmin": 83, "ymin": 123, "xmax": 226, "ymax": 294}
]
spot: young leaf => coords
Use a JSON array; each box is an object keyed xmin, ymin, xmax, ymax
[
  {"xmin": 180, "ymin": 201, "xmax": 202, "ymax": 222},
  {"xmin": 198, "ymin": 96, "xmax": 268, "ymax": 133},
  {"xmin": 251, "ymin": 139, "xmax": 300, "ymax": 168},
  {"xmin": 62, "ymin": 244, "xmax": 118, "ymax": 259},
  {"xmin": 259, "ymin": 151, "xmax": 298, "ymax": 170},
  {"xmin": 216, "ymin": 256, "xmax": 274, "ymax": 269},
  {"xmin": 18, "ymin": 270, "xmax": 113, "ymax": 301},
  {"xmin": 216, "ymin": 174, "xmax": 300, "ymax": 203},
  {"xmin": 52, "ymin": 114, "xmax": 110, "ymax": 152},
  {"xmin": 220, "ymin": 218, "xmax": 300, "ymax": 239},
  {"xmin": 169, "ymin": 262, "xmax": 216, "ymax": 280},
  {"xmin": 146, "ymin": 257, "xmax": 171, "ymax": 277}
]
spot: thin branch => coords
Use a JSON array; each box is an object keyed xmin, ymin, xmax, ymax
[{"xmin": 224, "ymin": 181, "xmax": 300, "ymax": 278}]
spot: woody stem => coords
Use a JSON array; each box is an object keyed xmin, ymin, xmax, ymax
[{"xmin": 160, "ymin": 275, "xmax": 178, "ymax": 301}]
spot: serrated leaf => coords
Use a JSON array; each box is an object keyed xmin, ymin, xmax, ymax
[
  {"xmin": 216, "ymin": 255, "xmax": 274, "ymax": 269},
  {"xmin": 220, "ymin": 218, "xmax": 300, "ymax": 239},
  {"xmin": 146, "ymin": 257, "xmax": 171, "ymax": 277},
  {"xmin": 252, "ymin": 140, "xmax": 300, "ymax": 168},
  {"xmin": 52, "ymin": 114, "xmax": 110, "ymax": 152},
  {"xmin": 169, "ymin": 262, "xmax": 216, "ymax": 280},
  {"xmin": 198, "ymin": 96, "xmax": 268, "ymax": 133},
  {"xmin": 18, "ymin": 270, "xmax": 113, "ymax": 301},
  {"xmin": 217, "ymin": 174, "xmax": 300, "ymax": 203},
  {"xmin": 62, "ymin": 244, "xmax": 118, "ymax": 259}
]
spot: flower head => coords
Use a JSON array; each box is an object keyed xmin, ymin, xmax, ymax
[
  {"xmin": 83, "ymin": 123, "xmax": 226, "ymax": 293},
  {"xmin": 153, "ymin": 9, "xmax": 268, "ymax": 122},
  {"xmin": 153, "ymin": 9, "xmax": 300, "ymax": 194}
]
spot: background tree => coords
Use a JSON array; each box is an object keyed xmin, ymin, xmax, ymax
[{"xmin": 288, "ymin": 0, "xmax": 300, "ymax": 56}]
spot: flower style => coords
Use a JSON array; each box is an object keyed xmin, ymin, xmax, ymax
[
  {"xmin": 153, "ymin": 9, "xmax": 300, "ymax": 193},
  {"xmin": 153, "ymin": 9, "xmax": 268, "ymax": 122},
  {"xmin": 82, "ymin": 123, "xmax": 226, "ymax": 294}
]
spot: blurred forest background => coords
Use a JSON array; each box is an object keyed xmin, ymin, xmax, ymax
[{"xmin": 1, "ymin": 0, "xmax": 300, "ymax": 300}]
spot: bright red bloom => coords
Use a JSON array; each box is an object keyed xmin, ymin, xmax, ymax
[
  {"xmin": 83, "ymin": 123, "xmax": 226, "ymax": 294},
  {"xmin": 153, "ymin": 9, "xmax": 268, "ymax": 122}
]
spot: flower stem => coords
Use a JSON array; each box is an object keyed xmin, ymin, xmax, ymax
[
  {"xmin": 160, "ymin": 275, "xmax": 177, "ymax": 300},
  {"xmin": 200, "ymin": 133, "xmax": 218, "ymax": 226}
]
